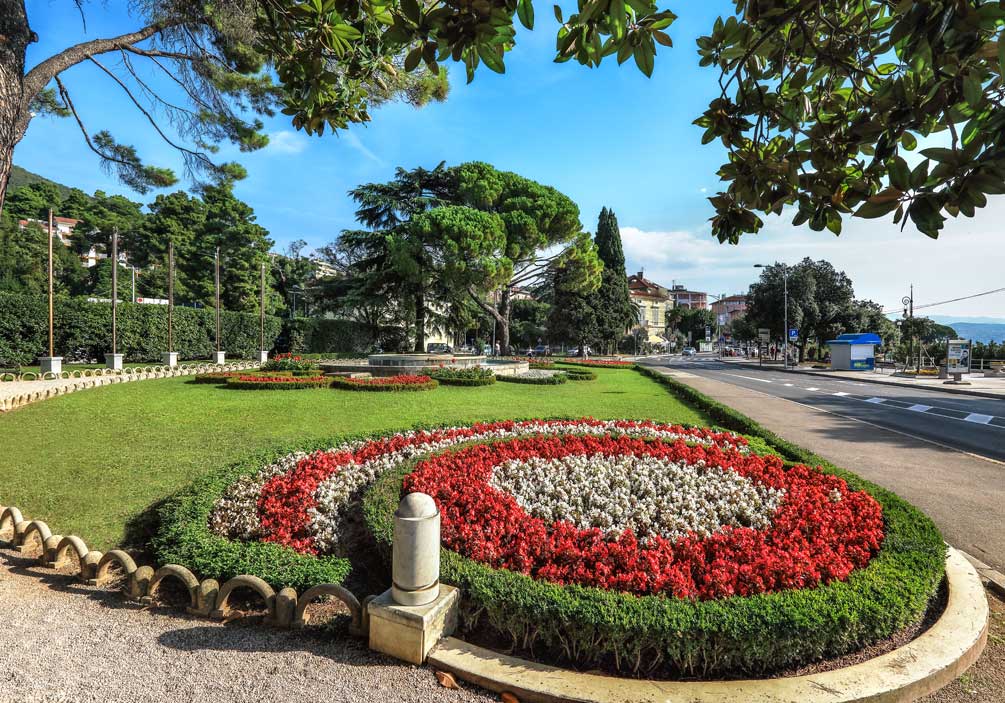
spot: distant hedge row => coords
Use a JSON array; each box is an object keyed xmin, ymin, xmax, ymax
[{"xmin": 0, "ymin": 292, "xmax": 283, "ymax": 363}]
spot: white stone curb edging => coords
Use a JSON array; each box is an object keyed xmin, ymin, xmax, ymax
[
  {"xmin": 0, "ymin": 361, "xmax": 260, "ymax": 413},
  {"xmin": 427, "ymin": 548, "xmax": 989, "ymax": 703}
]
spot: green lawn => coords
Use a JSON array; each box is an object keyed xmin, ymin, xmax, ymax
[{"xmin": 0, "ymin": 369, "xmax": 709, "ymax": 550}]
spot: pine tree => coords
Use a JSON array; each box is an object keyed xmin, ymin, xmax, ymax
[{"xmin": 590, "ymin": 207, "xmax": 636, "ymax": 354}]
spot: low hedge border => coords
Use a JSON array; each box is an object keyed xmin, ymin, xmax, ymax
[
  {"xmin": 361, "ymin": 369, "xmax": 945, "ymax": 678},
  {"xmin": 427, "ymin": 367, "xmax": 497, "ymax": 387},
  {"xmin": 564, "ymin": 369, "xmax": 597, "ymax": 381},
  {"xmin": 496, "ymin": 373, "xmax": 568, "ymax": 385},
  {"xmin": 330, "ymin": 376, "xmax": 438, "ymax": 392},
  {"xmin": 555, "ymin": 359, "xmax": 638, "ymax": 369},
  {"xmin": 429, "ymin": 375, "xmax": 496, "ymax": 387},
  {"xmin": 191, "ymin": 371, "xmax": 249, "ymax": 384},
  {"xmin": 226, "ymin": 376, "xmax": 332, "ymax": 390}
]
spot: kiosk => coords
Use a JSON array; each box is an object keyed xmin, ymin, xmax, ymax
[{"xmin": 827, "ymin": 333, "xmax": 881, "ymax": 371}]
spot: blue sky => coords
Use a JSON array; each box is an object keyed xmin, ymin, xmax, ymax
[{"xmin": 17, "ymin": 0, "xmax": 1005, "ymax": 318}]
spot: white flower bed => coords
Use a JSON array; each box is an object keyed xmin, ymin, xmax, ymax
[{"xmin": 490, "ymin": 454, "xmax": 785, "ymax": 542}]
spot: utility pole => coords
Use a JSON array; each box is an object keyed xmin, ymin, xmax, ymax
[
  {"xmin": 131, "ymin": 267, "xmax": 136, "ymax": 303},
  {"xmin": 215, "ymin": 246, "xmax": 223, "ymax": 360},
  {"xmin": 47, "ymin": 209, "xmax": 54, "ymax": 359},
  {"xmin": 783, "ymin": 268, "xmax": 789, "ymax": 369},
  {"xmin": 111, "ymin": 229, "xmax": 118, "ymax": 356},
  {"xmin": 260, "ymin": 261, "xmax": 266, "ymax": 362},
  {"xmin": 168, "ymin": 241, "xmax": 174, "ymax": 353}
]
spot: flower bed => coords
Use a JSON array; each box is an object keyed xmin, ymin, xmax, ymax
[
  {"xmin": 427, "ymin": 366, "xmax": 496, "ymax": 386},
  {"xmin": 556, "ymin": 358, "xmax": 637, "ymax": 369},
  {"xmin": 261, "ymin": 353, "xmax": 320, "ymax": 373},
  {"xmin": 191, "ymin": 371, "xmax": 247, "ymax": 384},
  {"xmin": 496, "ymin": 371, "xmax": 567, "ymax": 385},
  {"xmin": 159, "ymin": 409, "xmax": 942, "ymax": 678},
  {"xmin": 226, "ymin": 375, "xmax": 331, "ymax": 390},
  {"xmin": 330, "ymin": 374, "xmax": 438, "ymax": 392}
]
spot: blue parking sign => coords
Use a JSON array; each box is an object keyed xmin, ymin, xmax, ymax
[{"xmin": 788, "ymin": 328, "xmax": 799, "ymax": 340}]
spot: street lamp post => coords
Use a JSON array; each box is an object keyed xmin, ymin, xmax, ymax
[{"xmin": 754, "ymin": 264, "xmax": 790, "ymax": 369}]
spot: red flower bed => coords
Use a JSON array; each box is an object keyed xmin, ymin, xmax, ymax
[
  {"xmin": 557, "ymin": 359, "xmax": 636, "ymax": 368},
  {"xmin": 404, "ymin": 435, "xmax": 884, "ymax": 599},
  {"xmin": 331, "ymin": 374, "xmax": 437, "ymax": 391}
]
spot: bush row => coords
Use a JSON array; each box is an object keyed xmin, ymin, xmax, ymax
[
  {"xmin": 565, "ymin": 369, "xmax": 597, "ymax": 381},
  {"xmin": 0, "ymin": 292, "xmax": 283, "ymax": 364},
  {"xmin": 226, "ymin": 376, "xmax": 332, "ymax": 390},
  {"xmin": 496, "ymin": 372, "xmax": 567, "ymax": 385},
  {"xmin": 330, "ymin": 375, "xmax": 438, "ymax": 392},
  {"xmin": 427, "ymin": 367, "xmax": 496, "ymax": 386}
]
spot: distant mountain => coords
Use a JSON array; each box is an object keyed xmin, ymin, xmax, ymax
[
  {"xmin": 929, "ymin": 314, "xmax": 1005, "ymax": 325},
  {"xmin": 941, "ymin": 323, "xmax": 1005, "ymax": 344},
  {"xmin": 8, "ymin": 165, "xmax": 73, "ymax": 200}
]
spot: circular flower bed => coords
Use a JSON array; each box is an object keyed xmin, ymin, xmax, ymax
[
  {"xmin": 226, "ymin": 374, "xmax": 331, "ymax": 390},
  {"xmin": 157, "ymin": 418, "xmax": 943, "ymax": 679},
  {"xmin": 261, "ymin": 353, "xmax": 319, "ymax": 373},
  {"xmin": 496, "ymin": 370, "xmax": 567, "ymax": 385},
  {"xmin": 330, "ymin": 374, "xmax": 438, "ymax": 391},
  {"xmin": 192, "ymin": 371, "xmax": 247, "ymax": 384}
]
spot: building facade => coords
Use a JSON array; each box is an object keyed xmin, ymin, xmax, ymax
[
  {"xmin": 711, "ymin": 294, "xmax": 748, "ymax": 324},
  {"xmin": 669, "ymin": 284, "xmax": 708, "ymax": 310},
  {"xmin": 18, "ymin": 216, "xmax": 106, "ymax": 267},
  {"xmin": 627, "ymin": 272, "xmax": 674, "ymax": 347}
]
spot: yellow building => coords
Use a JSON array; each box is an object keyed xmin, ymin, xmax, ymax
[{"xmin": 627, "ymin": 272, "xmax": 674, "ymax": 348}]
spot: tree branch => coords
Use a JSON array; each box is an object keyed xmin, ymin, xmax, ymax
[
  {"xmin": 54, "ymin": 76, "xmax": 135, "ymax": 169},
  {"xmin": 24, "ymin": 20, "xmax": 180, "ymax": 100}
]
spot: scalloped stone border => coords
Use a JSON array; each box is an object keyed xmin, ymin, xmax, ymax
[{"xmin": 427, "ymin": 548, "xmax": 988, "ymax": 703}]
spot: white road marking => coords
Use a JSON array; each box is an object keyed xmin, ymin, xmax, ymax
[
  {"xmin": 783, "ymin": 383, "xmax": 794, "ymax": 387},
  {"xmin": 965, "ymin": 413, "xmax": 994, "ymax": 425},
  {"xmin": 806, "ymin": 387, "xmax": 820, "ymax": 391},
  {"xmin": 727, "ymin": 374, "xmax": 773, "ymax": 383},
  {"xmin": 865, "ymin": 397, "xmax": 886, "ymax": 404},
  {"xmin": 909, "ymin": 404, "xmax": 932, "ymax": 412},
  {"xmin": 833, "ymin": 391, "xmax": 849, "ymax": 396}
]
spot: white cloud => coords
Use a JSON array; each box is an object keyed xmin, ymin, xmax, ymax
[
  {"xmin": 342, "ymin": 131, "xmax": 385, "ymax": 166},
  {"xmin": 268, "ymin": 130, "xmax": 308, "ymax": 155},
  {"xmin": 621, "ymin": 198, "xmax": 1005, "ymax": 318}
]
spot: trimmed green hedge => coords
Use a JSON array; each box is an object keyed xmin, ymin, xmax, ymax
[
  {"xmin": 191, "ymin": 371, "xmax": 248, "ymax": 384},
  {"xmin": 330, "ymin": 376, "xmax": 438, "ymax": 392},
  {"xmin": 361, "ymin": 369, "xmax": 945, "ymax": 678},
  {"xmin": 564, "ymin": 369, "xmax": 597, "ymax": 381},
  {"xmin": 152, "ymin": 441, "xmax": 353, "ymax": 592},
  {"xmin": 0, "ymin": 291, "xmax": 283, "ymax": 364},
  {"xmin": 428, "ymin": 367, "xmax": 497, "ymax": 386},
  {"xmin": 496, "ymin": 372, "xmax": 568, "ymax": 385},
  {"xmin": 555, "ymin": 359, "xmax": 638, "ymax": 370}
]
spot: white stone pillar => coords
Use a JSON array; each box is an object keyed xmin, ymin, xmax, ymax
[
  {"xmin": 213, "ymin": 351, "xmax": 227, "ymax": 365},
  {"xmin": 162, "ymin": 352, "xmax": 178, "ymax": 368},
  {"xmin": 106, "ymin": 353, "xmax": 123, "ymax": 371},
  {"xmin": 392, "ymin": 493, "xmax": 441, "ymax": 606},
  {"xmin": 258, "ymin": 350, "xmax": 269, "ymax": 364},
  {"xmin": 39, "ymin": 357, "xmax": 62, "ymax": 375}
]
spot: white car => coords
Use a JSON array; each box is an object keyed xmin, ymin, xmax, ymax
[{"xmin": 682, "ymin": 347, "xmax": 697, "ymax": 357}]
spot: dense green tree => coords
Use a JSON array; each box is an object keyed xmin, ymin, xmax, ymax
[
  {"xmin": 673, "ymin": 307, "xmax": 716, "ymax": 346},
  {"xmin": 69, "ymin": 190, "xmax": 145, "ymax": 258},
  {"xmin": 3, "ymin": 181, "xmax": 63, "ymax": 221},
  {"xmin": 0, "ymin": 215, "xmax": 87, "ymax": 295},
  {"xmin": 548, "ymin": 259, "xmax": 599, "ymax": 355},
  {"xmin": 509, "ymin": 299, "xmax": 551, "ymax": 349},
  {"xmin": 589, "ymin": 207, "xmax": 636, "ymax": 354},
  {"xmin": 129, "ymin": 190, "xmax": 207, "ymax": 303},
  {"xmin": 270, "ymin": 240, "xmax": 317, "ymax": 317}
]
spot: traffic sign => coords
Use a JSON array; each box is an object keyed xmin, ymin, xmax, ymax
[
  {"xmin": 758, "ymin": 328, "xmax": 770, "ymax": 342},
  {"xmin": 788, "ymin": 328, "xmax": 799, "ymax": 340}
]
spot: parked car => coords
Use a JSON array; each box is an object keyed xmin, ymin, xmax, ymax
[
  {"xmin": 533, "ymin": 344, "xmax": 551, "ymax": 357},
  {"xmin": 426, "ymin": 343, "xmax": 453, "ymax": 354},
  {"xmin": 682, "ymin": 347, "xmax": 697, "ymax": 356}
]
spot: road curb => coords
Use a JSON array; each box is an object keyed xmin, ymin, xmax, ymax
[
  {"xmin": 718, "ymin": 361, "xmax": 1005, "ymax": 400},
  {"xmin": 958, "ymin": 547, "xmax": 1005, "ymax": 599}
]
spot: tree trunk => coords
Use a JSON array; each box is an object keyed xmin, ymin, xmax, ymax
[
  {"xmin": 0, "ymin": 0, "xmax": 33, "ymax": 214},
  {"xmin": 413, "ymin": 291, "xmax": 425, "ymax": 352},
  {"xmin": 498, "ymin": 287, "xmax": 512, "ymax": 355}
]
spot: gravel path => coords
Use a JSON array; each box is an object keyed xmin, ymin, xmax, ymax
[{"xmin": 0, "ymin": 549, "xmax": 493, "ymax": 703}]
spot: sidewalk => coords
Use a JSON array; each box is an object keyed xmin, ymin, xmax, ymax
[{"xmin": 715, "ymin": 357, "xmax": 1005, "ymax": 400}]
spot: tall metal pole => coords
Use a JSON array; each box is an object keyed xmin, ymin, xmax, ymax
[
  {"xmin": 215, "ymin": 246, "xmax": 222, "ymax": 353},
  {"xmin": 47, "ymin": 209, "xmax": 54, "ymax": 358},
  {"xmin": 783, "ymin": 269, "xmax": 789, "ymax": 369},
  {"xmin": 168, "ymin": 240, "xmax": 174, "ymax": 353},
  {"xmin": 111, "ymin": 229, "xmax": 118, "ymax": 355},
  {"xmin": 131, "ymin": 267, "xmax": 136, "ymax": 303},
  {"xmin": 260, "ymin": 261, "xmax": 266, "ymax": 352}
]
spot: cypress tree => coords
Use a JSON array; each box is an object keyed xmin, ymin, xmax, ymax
[{"xmin": 591, "ymin": 207, "xmax": 636, "ymax": 353}]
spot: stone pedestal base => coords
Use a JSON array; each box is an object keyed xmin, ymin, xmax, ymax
[
  {"xmin": 368, "ymin": 585, "xmax": 459, "ymax": 665},
  {"xmin": 106, "ymin": 353, "xmax": 123, "ymax": 370},
  {"xmin": 39, "ymin": 357, "xmax": 62, "ymax": 375},
  {"xmin": 213, "ymin": 351, "xmax": 226, "ymax": 365},
  {"xmin": 258, "ymin": 350, "xmax": 269, "ymax": 364},
  {"xmin": 162, "ymin": 352, "xmax": 178, "ymax": 368}
]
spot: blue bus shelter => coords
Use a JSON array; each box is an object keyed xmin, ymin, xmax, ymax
[{"xmin": 827, "ymin": 333, "xmax": 882, "ymax": 371}]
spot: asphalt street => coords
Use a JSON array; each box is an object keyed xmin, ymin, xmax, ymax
[{"xmin": 648, "ymin": 355, "xmax": 1005, "ymax": 462}]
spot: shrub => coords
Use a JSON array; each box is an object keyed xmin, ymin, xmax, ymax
[
  {"xmin": 555, "ymin": 358, "xmax": 637, "ymax": 369},
  {"xmin": 330, "ymin": 374, "xmax": 438, "ymax": 391},
  {"xmin": 565, "ymin": 369, "xmax": 597, "ymax": 381},
  {"xmin": 261, "ymin": 353, "xmax": 319, "ymax": 373},
  {"xmin": 226, "ymin": 375, "xmax": 331, "ymax": 390},
  {"xmin": 496, "ymin": 372, "xmax": 568, "ymax": 385},
  {"xmin": 428, "ymin": 366, "xmax": 496, "ymax": 386},
  {"xmin": 191, "ymin": 371, "xmax": 247, "ymax": 384}
]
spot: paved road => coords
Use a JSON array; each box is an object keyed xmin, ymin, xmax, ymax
[
  {"xmin": 643, "ymin": 354, "xmax": 1005, "ymax": 571},
  {"xmin": 650, "ymin": 355, "xmax": 1005, "ymax": 462}
]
